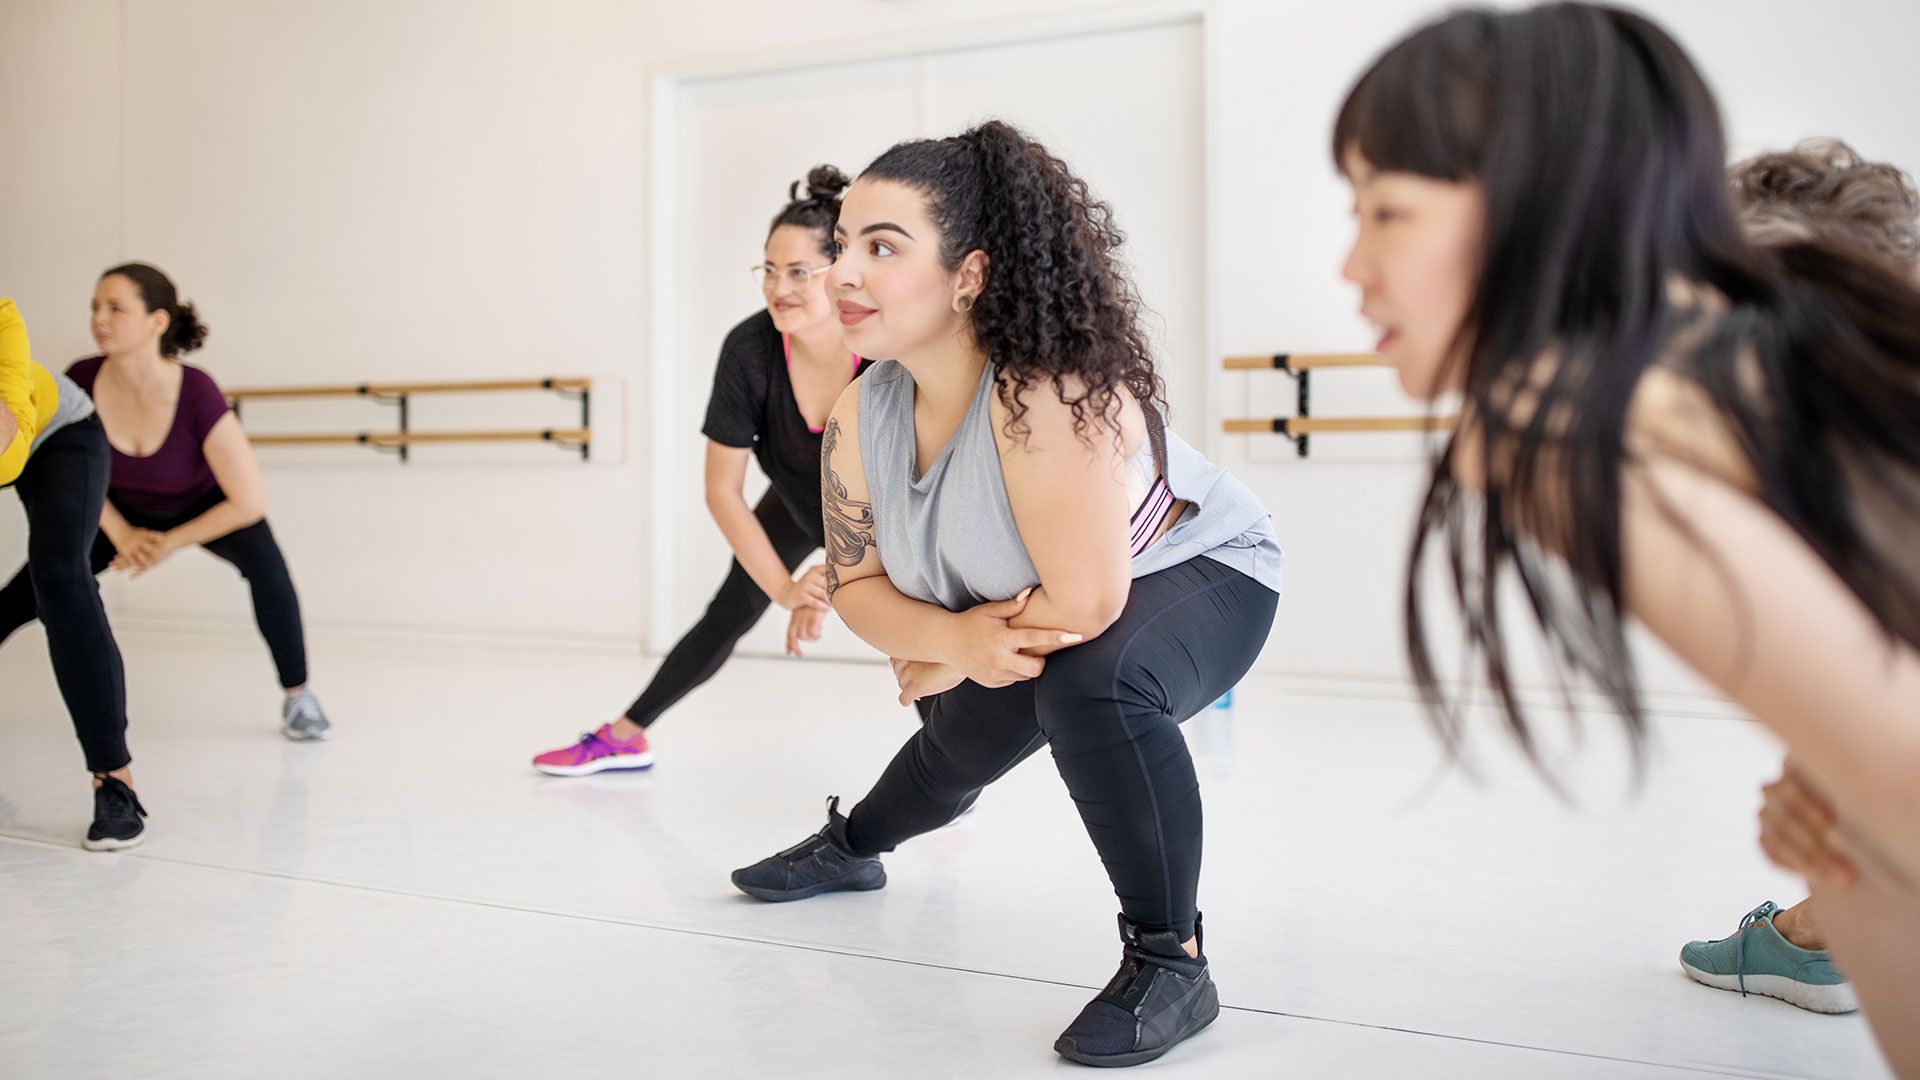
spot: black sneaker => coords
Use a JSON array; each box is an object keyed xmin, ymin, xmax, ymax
[
  {"xmin": 83, "ymin": 775, "xmax": 148, "ymax": 852},
  {"xmin": 731, "ymin": 796, "xmax": 885, "ymax": 902},
  {"xmin": 1054, "ymin": 913, "xmax": 1220, "ymax": 1068}
]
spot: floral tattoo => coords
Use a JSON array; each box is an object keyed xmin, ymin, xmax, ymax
[{"xmin": 820, "ymin": 418, "xmax": 875, "ymax": 597}]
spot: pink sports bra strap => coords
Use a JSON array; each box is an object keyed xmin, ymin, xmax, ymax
[{"xmin": 1128, "ymin": 475, "xmax": 1175, "ymax": 556}]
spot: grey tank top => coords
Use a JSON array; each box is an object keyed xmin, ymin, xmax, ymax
[
  {"xmin": 30, "ymin": 371, "xmax": 95, "ymax": 455},
  {"xmin": 859, "ymin": 360, "xmax": 1283, "ymax": 612}
]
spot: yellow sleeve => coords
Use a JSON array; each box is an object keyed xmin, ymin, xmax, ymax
[{"xmin": 0, "ymin": 298, "xmax": 42, "ymax": 485}]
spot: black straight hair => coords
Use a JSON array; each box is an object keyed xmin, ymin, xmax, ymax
[{"xmin": 1333, "ymin": 4, "xmax": 1920, "ymax": 771}]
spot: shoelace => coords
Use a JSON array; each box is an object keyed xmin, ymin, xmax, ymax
[
  {"xmin": 572, "ymin": 730, "xmax": 614, "ymax": 758},
  {"xmin": 1731, "ymin": 901, "xmax": 1779, "ymax": 996}
]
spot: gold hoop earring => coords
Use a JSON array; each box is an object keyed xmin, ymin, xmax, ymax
[{"xmin": 953, "ymin": 294, "xmax": 974, "ymax": 314}]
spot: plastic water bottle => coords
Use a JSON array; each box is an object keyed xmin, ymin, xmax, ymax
[{"xmin": 1210, "ymin": 687, "xmax": 1234, "ymax": 710}]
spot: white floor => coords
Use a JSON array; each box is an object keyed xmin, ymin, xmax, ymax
[{"xmin": 0, "ymin": 627, "xmax": 1892, "ymax": 1079}]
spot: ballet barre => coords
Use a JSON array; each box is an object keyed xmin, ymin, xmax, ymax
[
  {"xmin": 1222, "ymin": 416, "xmax": 1457, "ymax": 435},
  {"xmin": 1221, "ymin": 353, "xmax": 1456, "ymax": 457},
  {"xmin": 247, "ymin": 428, "xmax": 591, "ymax": 449},
  {"xmin": 224, "ymin": 377, "xmax": 593, "ymax": 462},
  {"xmin": 1222, "ymin": 353, "xmax": 1381, "ymax": 372}
]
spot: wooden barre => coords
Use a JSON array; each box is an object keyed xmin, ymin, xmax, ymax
[
  {"xmin": 249, "ymin": 428, "xmax": 591, "ymax": 447},
  {"xmin": 1223, "ymin": 353, "xmax": 1384, "ymax": 372},
  {"xmin": 225, "ymin": 377, "xmax": 592, "ymax": 400},
  {"xmin": 1223, "ymin": 416, "xmax": 1457, "ymax": 435}
]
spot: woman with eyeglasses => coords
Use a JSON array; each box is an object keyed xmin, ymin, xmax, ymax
[{"xmin": 531, "ymin": 165, "xmax": 871, "ymax": 776}]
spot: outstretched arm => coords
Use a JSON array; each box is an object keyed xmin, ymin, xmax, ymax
[{"xmin": 705, "ymin": 440, "xmax": 828, "ymax": 614}]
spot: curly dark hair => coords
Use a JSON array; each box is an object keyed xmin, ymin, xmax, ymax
[
  {"xmin": 101, "ymin": 262, "xmax": 208, "ymax": 358},
  {"xmin": 860, "ymin": 120, "xmax": 1165, "ymax": 444},
  {"xmin": 1730, "ymin": 138, "xmax": 1920, "ymax": 269},
  {"xmin": 768, "ymin": 164, "xmax": 852, "ymax": 260}
]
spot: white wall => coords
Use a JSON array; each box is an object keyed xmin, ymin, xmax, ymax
[{"xmin": 4, "ymin": 0, "xmax": 1918, "ymax": 698}]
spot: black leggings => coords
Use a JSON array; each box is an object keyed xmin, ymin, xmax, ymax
[
  {"xmin": 845, "ymin": 557, "xmax": 1277, "ymax": 941},
  {"xmin": 625, "ymin": 492, "xmax": 821, "ymax": 727},
  {"xmin": 0, "ymin": 485, "xmax": 309, "ymax": 691},
  {"xmin": 1, "ymin": 416, "xmax": 132, "ymax": 774}
]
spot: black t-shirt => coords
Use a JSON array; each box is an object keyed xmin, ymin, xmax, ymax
[{"xmin": 701, "ymin": 309, "xmax": 870, "ymax": 541}]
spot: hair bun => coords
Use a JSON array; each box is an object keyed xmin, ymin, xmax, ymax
[
  {"xmin": 169, "ymin": 301, "xmax": 210, "ymax": 355},
  {"xmin": 803, "ymin": 164, "xmax": 851, "ymax": 203}
]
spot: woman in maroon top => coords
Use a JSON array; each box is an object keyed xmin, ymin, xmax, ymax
[{"xmin": 0, "ymin": 263, "xmax": 330, "ymax": 741}]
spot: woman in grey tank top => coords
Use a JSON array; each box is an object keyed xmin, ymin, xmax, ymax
[{"xmin": 731, "ymin": 122, "xmax": 1281, "ymax": 1069}]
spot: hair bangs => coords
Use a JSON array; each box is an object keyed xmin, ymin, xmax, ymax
[{"xmin": 1332, "ymin": 11, "xmax": 1495, "ymax": 183}]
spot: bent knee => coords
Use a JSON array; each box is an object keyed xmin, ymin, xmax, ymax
[{"xmin": 27, "ymin": 562, "xmax": 102, "ymax": 602}]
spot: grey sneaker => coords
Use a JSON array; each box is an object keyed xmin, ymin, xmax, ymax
[
  {"xmin": 281, "ymin": 688, "xmax": 332, "ymax": 742},
  {"xmin": 1680, "ymin": 901, "xmax": 1857, "ymax": 1013}
]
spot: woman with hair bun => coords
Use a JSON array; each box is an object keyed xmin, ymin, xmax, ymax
[
  {"xmin": 728, "ymin": 123, "xmax": 1282, "ymax": 1067},
  {"xmin": 0, "ymin": 262, "xmax": 331, "ymax": 743},
  {"xmin": 531, "ymin": 165, "xmax": 874, "ymax": 776}
]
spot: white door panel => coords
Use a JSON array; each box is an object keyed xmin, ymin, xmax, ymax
[{"xmin": 669, "ymin": 60, "xmax": 917, "ymax": 662}]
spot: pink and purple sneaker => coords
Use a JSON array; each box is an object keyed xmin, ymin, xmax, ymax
[{"xmin": 531, "ymin": 724, "xmax": 655, "ymax": 776}]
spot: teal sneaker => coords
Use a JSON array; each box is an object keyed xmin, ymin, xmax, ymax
[{"xmin": 1680, "ymin": 901, "xmax": 1857, "ymax": 1014}]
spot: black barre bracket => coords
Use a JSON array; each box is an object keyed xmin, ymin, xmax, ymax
[
  {"xmin": 1233, "ymin": 356, "xmax": 1312, "ymax": 456},
  {"xmin": 1270, "ymin": 359, "xmax": 1310, "ymax": 457},
  {"xmin": 544, "ymin": 379, "xmax": 592, "ymax": 461}
]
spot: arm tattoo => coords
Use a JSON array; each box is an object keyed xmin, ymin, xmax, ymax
[{"xmin": 820, "ymin": 417, "xmax": 875, "ymax": 598}]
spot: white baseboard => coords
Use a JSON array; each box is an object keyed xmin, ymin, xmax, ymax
[
  {"xmin": 111, "ymin": 613, "xmax": 1743, "ymax": 720},
  {"xmin": 1239, "ymin": 667, "xmax": 1746, "ymax": 722}
]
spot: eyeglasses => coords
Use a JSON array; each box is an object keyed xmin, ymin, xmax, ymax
[{"xmin": 751, "ymin": 263, "xmax": 833, "ymax": 291}]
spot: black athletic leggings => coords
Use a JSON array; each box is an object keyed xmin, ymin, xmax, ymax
[
  {"xmin": 625, "ymin": 492, "xmax": 821, "ymax": 727},
  {"xmin": 0, "ymin": 484, "xmax": 309, "ymax": 691},
  {"xmin": 845, "ymin": 556, "xmax": 1277, "ymax": 941},
  {"xmin": 1, "ymin": 416, "xmax": 132, "ymax": 774}
]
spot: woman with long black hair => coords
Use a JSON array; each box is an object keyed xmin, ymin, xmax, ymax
[
  {"xmin": 729, "ymin": 122, "xmax": 1282, "ymax": 1067},
  {"xmin": 1333, "ymin": 5, "xmax": 1920, "ymax": 1072}
]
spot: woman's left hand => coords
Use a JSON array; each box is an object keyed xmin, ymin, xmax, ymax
[
  {"xmin": 1759, "ymin": 763, "xmax": 1856, "ymax": 889},
  {"xmin": 786, "ymin": 605, "xmax": 827, "ymax": 657},
  {"xmin": 890, "ymin": 658, "xmax": 965, "ymax": 707}
]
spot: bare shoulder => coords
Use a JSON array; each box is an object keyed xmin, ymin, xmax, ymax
[
  {"xmin": 821, "ymin": 381, "xmax": 865, "ymax": 492},
  {"xmin": 1627, "ymin": 364, "xmax": 1759, "ymax": 495}
]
